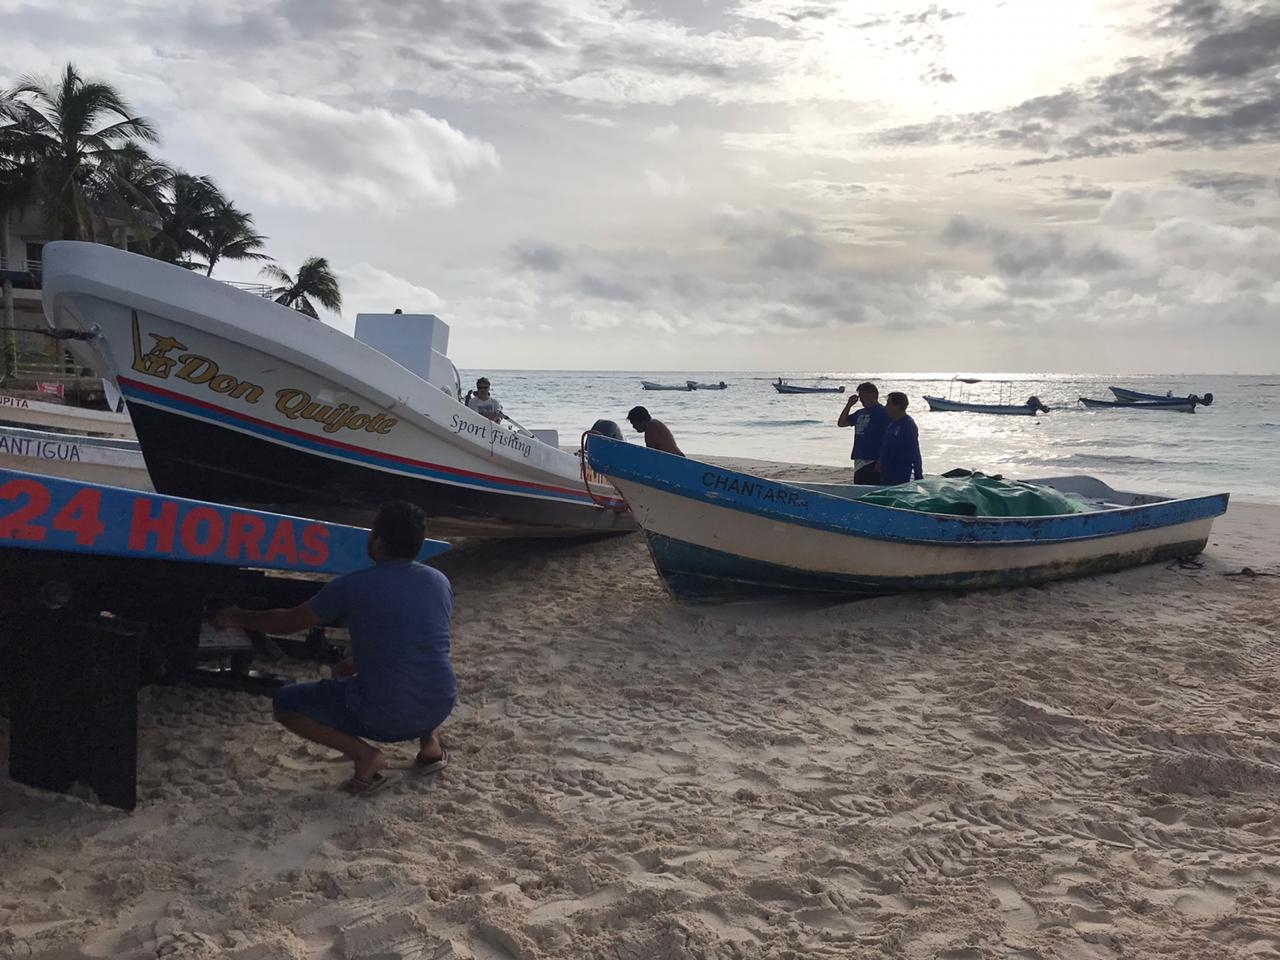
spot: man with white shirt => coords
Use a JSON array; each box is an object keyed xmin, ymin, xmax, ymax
[{"xmin": 465, "ymin": 377, "xmax": 504, "ymax": 423}]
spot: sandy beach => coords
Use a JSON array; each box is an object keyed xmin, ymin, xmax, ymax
[{"xmin": 2, "ymin": 457, "xmax": 1279, "ymax": 960}]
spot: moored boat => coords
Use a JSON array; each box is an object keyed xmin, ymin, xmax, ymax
[
  {"xmin": 1080, "ymin": 397, "xmax": 1198, "ymax": 413},
  {"xmin": 41, "ymin": 242, "xmax": 635, "ymax": 537},
  {"xmin": 774, "ymin": 380, "xmax": 845, "ymax": 394},
  {"xmin": 924, "ymin": 395, "xmax": 1049, "ymax": 416},
  {"xmin": 925, "ymin": 377, "xmax": 1049, "ymax": 415},
  {"xmin": 1110, "ymin": 386, "xmax": 1213, "ymax": 406},
  {"xmin": 686, "ymin": 381, "xmax": 728, "ymax": 390},
  {"xmin": 641, "ymin": 380, "xmax": 691, "ymax": 391},
  {"xmin": 584, "ymin": 436, "xmax": 1228, "ymax": 600}
]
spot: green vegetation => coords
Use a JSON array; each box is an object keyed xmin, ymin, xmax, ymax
[{"xmin": 1, "ymin": 62, "xmax": 338, "ymax": 314}]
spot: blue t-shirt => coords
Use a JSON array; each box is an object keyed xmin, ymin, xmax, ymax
[
  {"xmin": 308, "ymin": 560, "xmax": 457, "ymax": 732},
  {"xmin": 849, "ymin": 404, "xmax": 890, "ymax": 462},
  {"xmin": 880, "ymin": 415, "xmax": 923, "ymax": 485}
]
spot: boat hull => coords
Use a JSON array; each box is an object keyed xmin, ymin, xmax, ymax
[
  {"xmin": 1080, "ymin": 397, "xmax": 1196, "ymax": 412},
  {"xmin": 41, "ymin": 242, "xmax": 635, "ymax": 538},
  {"xmin": 641, "ymin": 381, "xmax": 690, "ymax": 391},
  {"xmin": 923, "ymin": 396, "xmax": 1039, "ymax": 416},
  {"xmin": 585, "ymin": 437, "xmax": 1228, "ymax": 601},
  {"xmin": 1109, "ymin": 386, "xmax": 1177, "ymax": 403},
  {"xmin": 0, "ymin": 393, "xmax": 135, "ymax": 438},
  {"xmin": 124, "ymin": 399, "xmax": 616, "ymax": 535},
  {"xmin": 0, "ymin": 425, "xmax": 151, "ymax": 491},
  {"xmin": 774, "ymin": 384, "xmax": 844, "ymax": 394}
]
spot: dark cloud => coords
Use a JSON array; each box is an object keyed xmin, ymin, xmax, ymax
[
  {"xmin": 512, "ymin": 243, "xmax": 567, "ymax": 272},
  {"xmin": 941, "ymin": 215, "xmax": 1129, "ymax": 279},
  {"xmin": 1173, "ymin": 169, "xmax": 1280, "ymax": 204},
  {"xmin": 714, "ymin": 209, "xmax": 827, "ymax": 270},
  {"xmin": 578, "ymin": 274, "xmax": 647, "ymax": 302},
  {"xmin": 881, "ymin": 1, "xmax": 1280, "ymax": 160}
]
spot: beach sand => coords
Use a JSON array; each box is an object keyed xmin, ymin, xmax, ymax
[{"xmin": 2, "ymin": 458, "xmax": 1279, "ymax": 959}]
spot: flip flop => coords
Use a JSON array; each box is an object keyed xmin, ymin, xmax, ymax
[
  {"xmin": 342, "ymin": 771, "xmax": 396, "ymax": 796},
  {"xmin": 414, "ymin": 749, "xmax": 449, "ymax": 774}
]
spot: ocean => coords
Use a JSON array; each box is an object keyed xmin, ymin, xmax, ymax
[{"xmin": 462, "ymin": 371, "xmax": 1280, "ymax": 504}]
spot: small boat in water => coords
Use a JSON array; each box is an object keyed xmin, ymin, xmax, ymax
[
  {"xmin": 774, "ymin": 380, "xmax": 845, "ymax": 394},
  {"xmin": 924, "ymin": 396, "xmax": 1049, "ymax": 416},
  {"xmin": 42, "ymin": 242, "xmax": 635, "ymax": 537},
  {"xmin": 1110, "ymin": 386, "xmax": 1213, "ymax": 406},
  {"xmin": 686, "ymin": 381, "xmax": 728, "ymax": 390},
  {"xmin": 924, "ymin": 377, "xmax": 1049, "ymax": 416},
  {"xmin": 0, "ymin": 424, "xmax": 151, "ymax": 490},
  {"xmin": 584, "ymin": 436, "xmax": 1228, "ymax": 600},
  {"xmin": 1080, "ymin": 397, "xmax": 1198, "ymax": 413},
  {"xmin": 641, "ymin": 380, "xmax": 691, "ymax": 391}
]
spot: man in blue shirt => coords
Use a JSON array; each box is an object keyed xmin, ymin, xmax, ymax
[
  {"xmin": 878, "ymin": 391, "xmax": 924, "ymax": 485},
  {"xmin": 837, "ymin": 381, "xmax": 889, "ymax": 484},
  {"xmin": 215, "ymin": 501, "xmax": 455, "ymax": 795}
]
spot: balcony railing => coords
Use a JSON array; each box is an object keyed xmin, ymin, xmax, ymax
[
  {"xmin": 221, "ymin": 280, "xmax": 275, "ymax": 298},
  {"xmin": 0, "ymin": 255, "xmax": 275, "ymax": 299},
  {"xmin": 0, "ymin": 255, "xmax": 43, "ymax": 276}
]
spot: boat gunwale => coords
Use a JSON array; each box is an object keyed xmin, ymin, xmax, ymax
[{"xmin": 585, "ymin": 436, "xmax": 1230, "ymax": 547}]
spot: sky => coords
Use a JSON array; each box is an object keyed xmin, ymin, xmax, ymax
[{"xmin": 3, "ymin": 0, "xmax": 1279, "ymax": 373}]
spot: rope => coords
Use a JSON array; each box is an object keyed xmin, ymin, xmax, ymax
[{"xmin": 579, "ymin": 431, "xmax": 629, "ymax": 512}]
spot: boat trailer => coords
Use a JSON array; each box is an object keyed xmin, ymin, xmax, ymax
[{"xmin": 0, "ymin": 469, "xmax": 449, "ymax": 810}]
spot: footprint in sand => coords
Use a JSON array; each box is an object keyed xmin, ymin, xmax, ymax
[{"xmin": 989, "ymin": 877, "xmax": 1038, "ymax": 934}]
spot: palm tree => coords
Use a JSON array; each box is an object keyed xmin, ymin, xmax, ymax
[
  {"xmin": 2, "ymin": 63, "xmax": 159, "ymax": 241},
  {"xmin": 196, "ymin": 201, "xmax": 269, "ymax": 276},
  {"xmin": 152, "ymin": 171, "xmax": 221, "ymax": 266},
  {"xmin": 86, "ymin": 141, "xmax": 172, "ymax": 249},
  {"xmin": 262, "ymin": 257, "xmax": 342, "ymax": 318}
]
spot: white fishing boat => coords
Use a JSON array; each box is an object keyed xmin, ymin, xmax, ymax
[
  {"xmin": 0, "ymin": 424, "xmax": 151, "ymax": 490},
  {"xmin": 923, "ymin": 377, "xmax": 1049, "ymax": 416},
  {"xmin": 0, "ymin": 391, "xmax": 135, "ymax": 438},
  {"xmin": 641, "ymin": 380, "xmax": 691, "ymax": 391},
  {"xmin": 41, "ymin": 242, "xmax": 634, "ymax": 537}
]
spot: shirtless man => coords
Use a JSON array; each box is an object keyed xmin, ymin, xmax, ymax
[{"xmin": 626, "ymin": 405, "xmax": 684, "ymax": 457}]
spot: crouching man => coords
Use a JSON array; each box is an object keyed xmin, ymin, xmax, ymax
[{"xmin": 215, "ymin": 501, "xmax": 456, "ymax": 795}]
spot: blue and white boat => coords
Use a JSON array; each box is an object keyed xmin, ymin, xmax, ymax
[{"xmin": 584, "ymin": 437, "xmax": 1229, "ymax": 601}]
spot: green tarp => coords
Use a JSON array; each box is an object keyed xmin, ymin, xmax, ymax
[{"xmin": 852, "ymin": 473, "xmax": 1095, "ymax": 517}]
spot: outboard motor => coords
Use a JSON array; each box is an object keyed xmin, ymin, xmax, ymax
[
  {"xmin": 589, "ymin": 419, "xmax": 625, "ymax": 441},
  {"xmin": 1026, "ymin": 395, "xmax": 1051, "ymax": 414},
  {"xmin": 1193, "ymin": 392, "xmax": 1214, "ymax": 407}
]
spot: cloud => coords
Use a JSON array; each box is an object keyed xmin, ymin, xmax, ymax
[
  {"xmin": 178, "ymin": 82, "xmax": 499, "ymax": 211},
  {"xmin": 645, "ymin": 169, "xmax": 691, "ymax": 196},
  {"xmin": 328, "ymin": 263, "xmax": 444, "ymax": 333},
  {"xmin": 942, "ymin": 215, "xmax": 1130, "ymax": 280},
  {"xmin": 511, "ymin": 243, "xmax": 568, "ymax": 273},
  {"xmin": 879, "ymin": 1, "xmax": 1280, "ymax": 161}
]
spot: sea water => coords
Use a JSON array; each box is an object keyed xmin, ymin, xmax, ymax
[{"xmin": 462, "ymin": 371, "xmax": 1280, "ymax": 504}]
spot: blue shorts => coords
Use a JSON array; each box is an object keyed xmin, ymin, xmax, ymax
[{"xmin": 273, "ymin": 678, "xmax": 455, "ymax": 743}]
